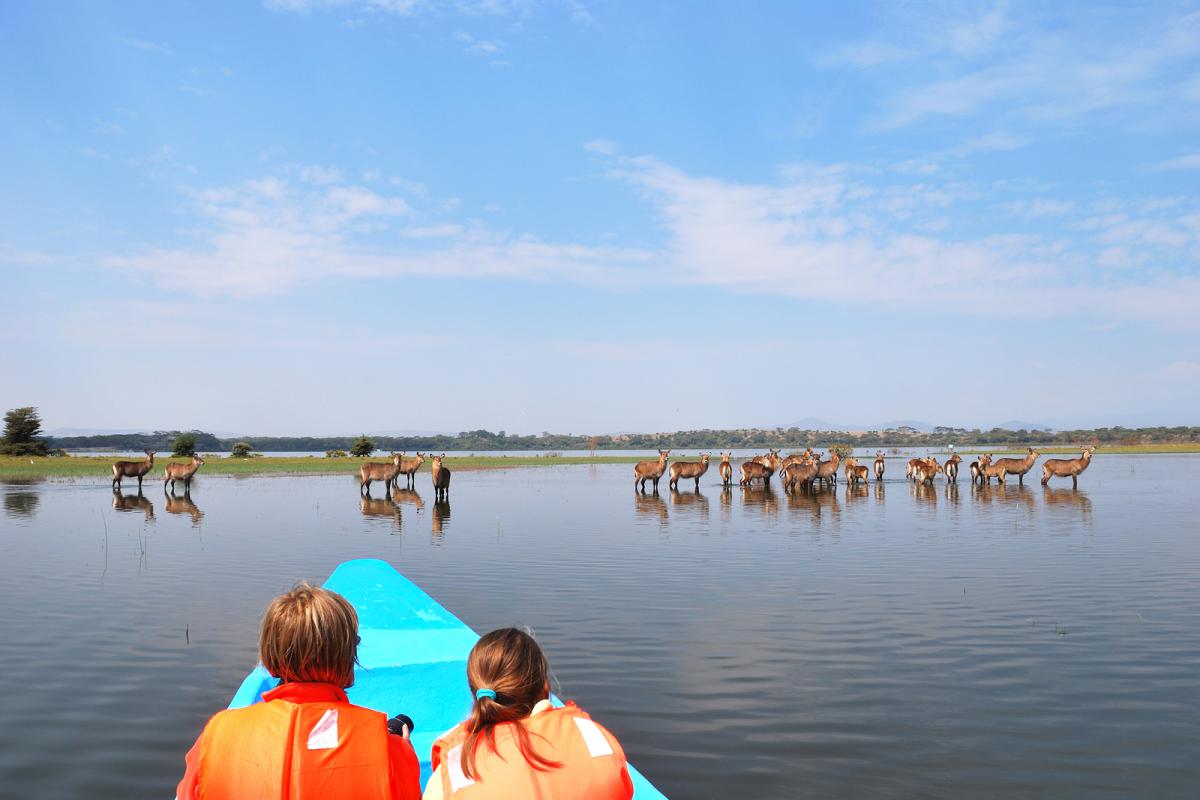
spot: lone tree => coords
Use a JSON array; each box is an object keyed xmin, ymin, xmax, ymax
[
  {"xmin": 350, "ymin": 435, "xmax": 375, "ymax": 457},
  {"xmin": 172, "ymin": 432, "xmax": 197, "ymax": 457},
  {"xmin": 230, "ymin": 442, "xmax": 253, "ymax": 458},
  {"xmin": 2, "ymin": 407, "xmax": 48, "ymax": 456}
]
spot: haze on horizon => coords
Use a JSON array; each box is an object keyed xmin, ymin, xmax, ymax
[{"xmin": 2, "ymin": 1, "xmax": 1199, "ymax": 437}]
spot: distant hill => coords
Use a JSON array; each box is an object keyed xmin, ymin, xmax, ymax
[{"xmin": 779, "ymin": 418, "xmax": 937, "ymax": 433}]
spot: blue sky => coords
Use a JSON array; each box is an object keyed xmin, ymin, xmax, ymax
[{"xmin": 2, "ymin": 1, "xmax": 1199, "ymax": 435}]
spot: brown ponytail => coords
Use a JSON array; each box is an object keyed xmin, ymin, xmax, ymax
[{"xmin": 460, "ymin": 628, "xmax": 564, "ymax": 780}]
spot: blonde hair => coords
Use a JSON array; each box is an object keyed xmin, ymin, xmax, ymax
[
  {"xmin": 461, "ymin": 628, "xmax": 563, "ymax": 780},
  {"xmin": 259, "ymin": 583, "xmax": 358, "ymax": 687}
]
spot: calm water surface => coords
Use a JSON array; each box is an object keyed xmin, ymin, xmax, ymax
[{"xmin": 1, "ymin": 456, "xmax": 1198, "ymax": 799}]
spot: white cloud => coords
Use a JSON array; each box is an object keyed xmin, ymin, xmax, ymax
[
  {"xmin": 1149, "ymin": 153, "xmax": 1200, "ymax": 172},
  {"xmin": 117, "ymin": 36, "xmax": 172, "ymax": 54},
  {"xmin": 96, "ymin": 152, "xmax": 1200, "ymax": 329}
]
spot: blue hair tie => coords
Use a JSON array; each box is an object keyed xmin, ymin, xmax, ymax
[{"xmin": 475, "ymin": 688, "xmax": 497, "ymax": 701}]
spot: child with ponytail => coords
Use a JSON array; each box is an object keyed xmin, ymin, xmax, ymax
[{"xmin": 425, "ymin": 628, "xmax": 634, "ymax": 799}]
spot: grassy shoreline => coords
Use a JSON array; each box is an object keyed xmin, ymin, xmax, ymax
[{"xmin": 2, "ymin": 444, "xmax": 1198, "ymax": 480}]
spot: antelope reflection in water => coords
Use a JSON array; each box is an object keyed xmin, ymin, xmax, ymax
[
  {"xmin": 164, "ymin": 489, "xmax": 204, "ymax": 527},
  {"xmin": 786, "ymin": 485, "xmax": 840, "ymax": 526},
  {"xmin": 843, "ymin": 481, "xmax": 869, "ymax": 506},
  {"xmin": 974, "ymin": 483, "xmax": 1036, "ymax": 515},
  {"xmin": 359, "ymin": 493, "xmax": 401, "ymax": 531},
  {"xmin": 112, "ymin": 489, "xmax": 155, "ymax": 521},
  {"xmin": 1042, "ymin": 486, "xmax": 1093, "ymax": 526},
  {"xmin": 911, "ymin": 480, "xmax": 938, "ymax": 508},
  {"xmin": 874, "ymin": 481, "xmax": 886, "ymax": 504},
  {"xmin": 719, "ymin": 485, "xmax": 733, "ymax": 522},
  {"xmin": 668, "ymin": 487, "xmax": 709, "ymax": 519},
  {"xmin": 431, "ymin": 499, "xmax": 451, "ymax": 542},
  {"xmin": 391, "ymin": 486, "xmax": 425, "ymax": 513},
  {"xmin": 944, "ymin": 482, "xmax": 961, "ymax": 508},
  {"xmin": 740, "ymin": 484, "xmax": 779, "ymax": 520},
  {"xmin": 633, "ymin": 490, "xmax": 668, "ymax": 527}
]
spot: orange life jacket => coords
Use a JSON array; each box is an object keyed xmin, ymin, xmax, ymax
[
  {"xmin": 177, "ymin": 682, "xmax": 421, "ymax": 800},
  {"xmin": 430, "ymin": 703, "xmax": 634, "ymax": 800}
]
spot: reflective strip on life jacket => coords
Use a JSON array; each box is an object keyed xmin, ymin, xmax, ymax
[{"xmin": 431, "ymin": 703, "xmax": 634, "ymax": 800}]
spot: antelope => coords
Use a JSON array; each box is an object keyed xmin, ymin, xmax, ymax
[
  {"xmin": 112, "ymin": 451, "xmax": 156, "ymax": 490},
  {"xmin": 780, "ymin": 459, "xmax": 818, "ymax": 493},
  {"xmin": 739, "ymin": 457, "xmax": 775, "ymax": 487},
  {"xmin": 980, "ymin": 456, "xmax": 1008, "ymax": 485},
  {"xmin": 815, "ymin": 451, "xmax": 841, "ymax": 487},
  {"xmin": 431, "ymin": 454, "xmax": 451, "ymax": 500},
  {"xmin": 1041, "ymin": 446, "xmax": 1095, "ymax": 488},
  {"xmin": 669, "ymin": 453, "xmax": 711, "ymax": 491},
  {"xmin": 360, "ymin": 452, "xmax": 403, "ymax": 496},
  {"xmin": 969, "ymin": 454, "xmax": 991, "ymax": 486},
  {"xmin": 718, "ymin": 452, "xmax": 733, "ymax": 486},
  {"xmin": 913, "ymin": 459, "xmax": 943, "ymax": 486},
  {"xmin": 844, "ymin": 457, "xmax": 869, "ymax": 486},
  {"xmin": 752, "ymin": 448, "xmax": 781, "ymax": 467},
  {"xmin": 943, "ymin": 453, "xmax": 963, "ymax": 482},
  {"xmin": 163, "ymin": 454, "xmax": 205, "ymax": 493},
  {"xmin": 906, "ymin": 457, "xmax": 922, "ymax": 480},
  {"xmin": 991, "ymin": 447, "xmax": 1040, "ymax": 486},
  {"xmin": 634, "ymin": 450, "xmax": 670, "ymax": 493},
  {"xmin": 398, "ymin": 452, "xmax": 425, "ymax": 488},
  {"xmin": 873, "ymin": 451, "xmax": 885, "ymax": 481}
]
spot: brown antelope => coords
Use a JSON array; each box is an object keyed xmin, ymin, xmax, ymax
[
  {"xmin": 718, "ymin": 452, "xmax": 733, "ymax": 486},
  {"xmin": 112, "ymin": 451, "xmax": 155, "ymax": 490},
  {"xmin": 634, "ymin": 450, "xmax": 670, "ymax": 493},
  {"xmin": 431, "ymin": 454, "xmax": 451, "ymax": 500},
  {"xmin": 943, "ymin": 453, "xmax": 963, "ymax": 482},
  {"xmin": 752, "ymin": 448, "xmax": 781, "ymax": 467},
  {"xmin": 781, "ymin": 458, "xmax": 819, "ymax": 493},
  {"xmin": 1041, "ymin": 446, "xmax": 1095, "ymax": 488},
  {"xmin": 164, "ymin": 491, "xmax": 203, "ymax": 526},
  {"xmin": 980, "ymin": 456, "xmax": 1008, "ymax": 485},
  {"xmin": 112, "ymin": 488, "xmax": 154, "ymax": 520},
  {"xmin": 739, "ymin": 459, "xmax": 775, "ymax": 487},
  {"xmin": 844, "ymin": 457, "xmax": 869, "ymax": 486},
  {"xmin": 360, "ymin": 452, "xmax": 403, "ymax": 496},
  {"xmin": 874, "ymin": 451, "xmax": 885, "ymax": 481},
  {"xmin": 669, "ymin": 453, "xmax": 711, "ymax": 491},
  {"xmin": 815, "ymin": 451, "xmax": 841, "ymax": 487},
  {"xmin": 992, "ymin": 447, "xmax": 1040, "ymax": 486},
  {"xmin": 913, "ymin": 459, "xmax": 943, "ymax": 486},
  {"xmin": 905, "ymin": 457, "xmax": 922, "ymax": 480},
  {"xmin": 969, "ymin": 454, "xmax": 991, "ymax": 485},
  {"xmin": 398, "ymin": 452, "xmax": 425, "ymax": 488},
  {"xmin": 163, "ymin": 453, "xmax": 205, "ymax": 493}
]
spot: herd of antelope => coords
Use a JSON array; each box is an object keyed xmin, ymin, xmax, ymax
[
  {"xmin": 111, "ymin": 450, "xmax": 206, "ymax": 494},
  {"xmin": 358, "ymin": 452, "xmax": 452, "ymax": 500},
  {"xmin": 634, "ymin": 445, "xmax": 1098, "ymax": 494}
]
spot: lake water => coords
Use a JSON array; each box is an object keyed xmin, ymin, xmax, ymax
[{"xmin": 1, "ymin": 456, "xmax": 1197, "ymax": 799}]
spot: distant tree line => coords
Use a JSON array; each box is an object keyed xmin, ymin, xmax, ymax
[{"xmin": 41, "ymin": 424, "xmax": 1200, "ymax": 453}]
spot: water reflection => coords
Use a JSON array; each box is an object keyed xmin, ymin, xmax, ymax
[
  {"xmin": 787, "ymin": 486, "xmax": 840, "ymax": 526},
  {"xmin": 112, "ymin": 489, "xmax": 155, "ymax": 521},
  {"xmin": 843, "ymin": 481, "xmax": 869, "ymax": 507},
  {"xmin": 164, "ymin": 490, "xmax": 204, "ymax": 527},
  {"xmin": 392, "ymin": 487, "xmax": 425, "ymax": 513},
  {"xmin": 359, "ymin": 494, "xmax": 401, "ymax": 531},
  {"xmin": 912, "ymin": 481, "xmax": 938, "ymax": 508},
  {"xmin": 668, "ymin": 487, "xmax": 709, "ymax": 520},
  {"xmin": 874, "ymin": 481, "xmax": 886, "ymax": 504},
  {"xmin": 1042, "ymin": 486, "xmax": 1093, "ymax": 526},
  {"xmin": 633, "ymin": 490, "xmax": 668, "ymax": 527},
  {"xmin": 740, "ymin": 485, "xmax": 779, "ymax": 520},
  {"xmin": 2, "ymin": 479, "xmax": 41, "ymax": 519},
  {"xmin": 431, "ymin": 499, "xmax": 451, "ymax": 542},
  {"xmin": 719, "ymin": 485, "xmax": 733, "ymax": 522},
  {"xmin": 975, "ymin": 483, "xmax": 1036, "ymax": 514}
]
